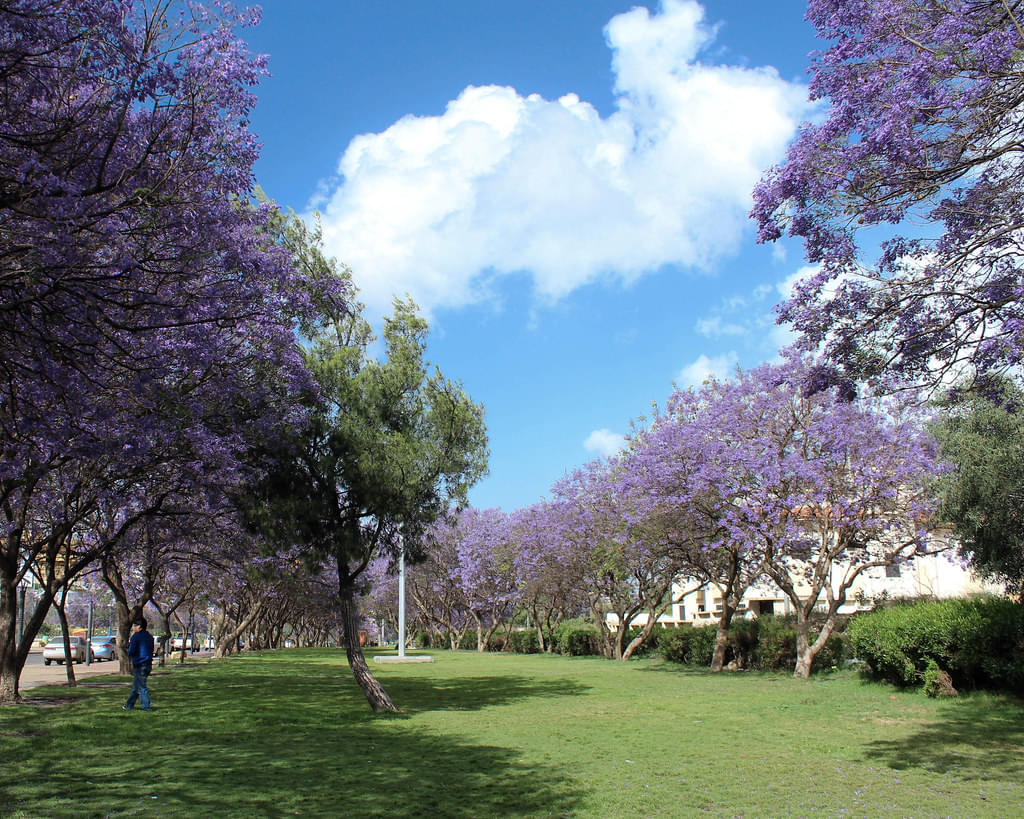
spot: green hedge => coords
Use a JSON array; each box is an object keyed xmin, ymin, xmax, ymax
[
  {"xmin": 508, "ymin": 629, "xmax": 541, "ymax": 654},
  {"xmin": 847, "ymin": 596, "xmax": 1024, "ymax": 692},
  {"xmin": 658, "ymin": 624, "xmax": 717, "ymax": 665},
  {"xmin": 551, "ymin": 619, "xmax": 600, "ymax": 656},
  {"xmin": 658, "ymin": 616, "xmax": 849, "ymax": 673}
]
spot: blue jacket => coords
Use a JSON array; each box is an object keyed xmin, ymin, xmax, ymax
[{"xmin": 128, "ymin": 628, "xmax": 155, "ymax": 667}]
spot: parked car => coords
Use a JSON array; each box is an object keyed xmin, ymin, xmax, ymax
[
  {"xmin": 42, "ymin": 636, "xmax": 88, "ymax": 665},
  {"xmin": 89, "ymin": 635, "xmax": 117, "ymax": 661},
  {"xmin": 171, "ymin": 633, "xmax": 199, "ymax": 651}
]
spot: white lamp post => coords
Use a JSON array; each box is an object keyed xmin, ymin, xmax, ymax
[{"xmin": 397, "ymin": 545, "xmax": 406, "ymax": 658}]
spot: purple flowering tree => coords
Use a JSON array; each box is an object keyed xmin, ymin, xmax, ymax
[
  {"xmin": 552, "ymin": 461, "xmax": 688, "ymax": 661},
  {"xmin": 407, "ymin": 519, "xmax": 472, "ymax": 650},
  {"xmin": 509, "ymin": 502, "xmax": 589, "ymax": 653},
  {"xmin": 0, "ymin": 1, "xmax": 333, "ymax": 702},
  {"xmin": 652, "ymin": 357, "xmax": 942, "ymax": 677},
  {"xmin": 752, "ymin": 0, "xmax": 1024, "ymax": 391},
  {"xmin": 445, "ymin": 507, "xmax": 519, "ymax": 651},
  {"xmin": 619, "ymin": 403, "xmax": 757, "ymax": 672}
]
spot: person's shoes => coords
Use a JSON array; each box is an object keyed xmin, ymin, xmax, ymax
[
  {"xmin": 122, "ymin": 705, "xmax": 132, "ymax": 711},
  {"xmin": 141, "ymin": 707, "xmax": 154, "ymax": 711}
]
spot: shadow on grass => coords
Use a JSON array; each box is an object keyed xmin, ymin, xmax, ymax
[
  {"xmin": 381, "ymin": 674, "xmax": 590, "ymax": 714},
  {"xmin": 862, "ymin": 697, "xmax": 1024, "ymax": 782},
  {"xmin": 2, "ymin": 659, "xmax": 587, "ymax": 817}
]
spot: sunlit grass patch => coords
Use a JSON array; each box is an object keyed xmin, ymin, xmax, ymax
[{"xmin": 1, "ymin": 648, "xmax": 1022, "ymax": 817}]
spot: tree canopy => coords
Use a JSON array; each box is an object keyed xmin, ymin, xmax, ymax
[
  {"xmin": 933, "ymin": 375, "xmax": 1024, "ymax": 593},
  {"xmin": 242, "ymin": 217, "xmax": 488, "ymax": 710},
  {"xmin": 0, "ymin": 0, "xmax": 336, "ymax": 703},
  {"xmin": 753, "ymin": 0, "xmax": 1024, "ymax": 392}
]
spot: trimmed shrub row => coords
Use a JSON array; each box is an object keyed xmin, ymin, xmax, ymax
[
  {"xmin": 847, "ymin": 595, "xmax": 1024, "ymax": 694},
  {"xmin": 658, "ymin": 616, "xmax": 849, "ymax": 674},
  {"xmin": 551, "ymin": 619, "xmax": 601, "ymax": 656}
]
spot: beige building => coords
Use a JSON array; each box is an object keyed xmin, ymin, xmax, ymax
[{"xmin": 614, "ymin": 532, "xmax": 1004, "ymax": 630}]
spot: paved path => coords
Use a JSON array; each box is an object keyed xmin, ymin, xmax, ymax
[{"xmin": 18, "ymin": 650, "xmax": 213, "ymax": 692}]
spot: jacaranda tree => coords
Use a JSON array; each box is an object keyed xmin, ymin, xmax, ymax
[
  {"xmin": 635, "ymin": 356, "xmax": 942, "ymax": 677},
  {"xmin": 509, "ymin": 501, "xmax": 589, "ymax": 653},
  {"xmin": 753, "ymin": 0, "xmax": 1024, "ymax": 392},
  {"xmin": 552, "ymin": 461, "xmax": 687, "ymax": 661},
  {"xmin": 621, "ymin": 398, "xmax": 762, "ymax": 673},
  {"xmin": 0, "ymin": 1, "xmax": 333, "ymax": 702}
]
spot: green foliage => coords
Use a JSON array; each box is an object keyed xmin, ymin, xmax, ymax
[
  {"xmin": 848, "ymin": 596, "xmax": 1024, "ymax": 691},
  {"xmin": 508, "ymin": 629, "xmax": 540, "ymax": 654},
  {"xmin": 624, "ymin": 626, "xmax": 659, "ymax": 658},
  {"xmin": 659, "ymin": 617, "xmax": 848, "ymax": 674},
  {"xmin": 932, "ymin": 375, "xmax": 1024, "ymax": 593},
  {"xmin": 414, "ymin": 631, "xmax": 428, "ymax": 649},
  {"xmin": 922, "ymin": 659, "xmax": 957, "ymax": 699},
  {"xmin": 658, "ymin": 624, "xmax": 716, "ymax": 666},
  {"xmin": 551, "ymin": 619, "xmax": 600, "ymax": 656},
  {"xmin": 811, "ymin": 633, "xmax": 850, "ymax": 674},
  {"xmin": 242, "ymin": 215, "xmax": 489, "ymax": 574},
  {"xmin": 749, "ymin": 616, "xmax": 795, "ymax": 671},
  {"xmin": 727, "ymin": 617, "xmax": 760, "ymax": 668}
]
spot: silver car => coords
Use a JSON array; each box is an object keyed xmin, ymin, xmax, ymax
[
  {"xmin": 42, "ymin": 636, "xmax": 88, "ymax": 665},
  {"xmin": 89, "ymin": 635, "xmax": 117, "ymax": 661}
]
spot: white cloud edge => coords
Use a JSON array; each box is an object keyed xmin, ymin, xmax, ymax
[
  {"xmin": 584, "ymin": 428, "xmax": 627, "ymax": 457},
  {"xmin": 307, "ymin": 0, "xmax": 814, "ymax": 322}
]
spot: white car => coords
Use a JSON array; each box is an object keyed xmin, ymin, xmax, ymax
[
  {"xmin": 171, "ymin": 633, "xmax": 199, "ymax": 651},
  {"xmin": 42, "ymin": 636, "xmax": 88, "ymax": 665}
]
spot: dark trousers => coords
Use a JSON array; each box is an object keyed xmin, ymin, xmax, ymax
[{"xmin": 125, "ymin": 662, "xmax": 152, "ymax": 709}]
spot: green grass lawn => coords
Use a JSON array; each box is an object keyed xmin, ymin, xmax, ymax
[{"xmin": 2, "ymin": 649, "xmax": 1022, "ymax": 817}]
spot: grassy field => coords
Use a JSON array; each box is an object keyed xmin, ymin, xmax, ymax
[{"xmin": 1, "ymin": 648, "xmax": 1022, "ymax": 817}]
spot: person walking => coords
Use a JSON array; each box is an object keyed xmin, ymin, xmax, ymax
[{"xmin": 123, "ymin": 617, "xmax": 155, "ymax": 711}]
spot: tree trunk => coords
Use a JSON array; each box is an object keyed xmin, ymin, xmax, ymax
[
  {"xmin": 534, "ymin": 621, "xmax": 547, "ymax": 653},
  {"xmin": 794, "ymin": 611, "xmax": 837, "ymax": 679},
  {"xmin": 339, "ymin": 583, "xmax": 397, "ymax": 713},
  {"xmin": 0, "ymin": 575, "xmax": 22, "ymax": 703},
  {"xmin": 55, "ymin": 602, "xmax": 77, "ymax": 686},
  {"xmin": 213, "ymin": 604, "xmax": 263, "ymax": 659},
  {"xmin": 621, "ymin": 618, "xmax": 658, "ymax": 661},
  {"xmin": 793, "ymin": 613, "xmax": 813, "ymax": 678},
  {"xmin": 710, "ymin": 601, "xmax": 736, "ymax": 672},
  {"xmin": 480, "ymin": 618, "xmax": 501, "ymax": 653},
  {"xmin": 0, "ymin": 578, "xmax": 54, "ymax": 704}
]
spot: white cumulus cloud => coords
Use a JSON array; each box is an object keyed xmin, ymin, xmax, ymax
[
  {"xmin": 677, "ymin": 351, "xmax": 739, "ymax": 386},
  {"xmin": 310, "ymin": 0, "xmax": 812, "ymax": 318},
  {"xmin": 584, "ymin": 428, "xmax": 627, "ymax": 457}
]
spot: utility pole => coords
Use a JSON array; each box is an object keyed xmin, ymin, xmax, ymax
[{"xmin": 16, "ymin": 584, "xmax": 26, "ymax": 649}]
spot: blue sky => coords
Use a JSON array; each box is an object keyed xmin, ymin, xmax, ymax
[{"xmin": 244, "ymin": 0, "xmax": 825, "ymax": 513}]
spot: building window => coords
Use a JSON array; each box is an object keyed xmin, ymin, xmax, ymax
[{"xmin": 885, "ymin": 563, "xmax": 902, "ymax": 578}]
